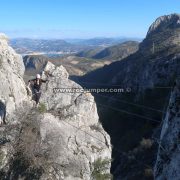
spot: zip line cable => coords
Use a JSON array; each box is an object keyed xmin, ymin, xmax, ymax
[
  {"xmin": 27, "ymin": 80, "xmax": 167, "ymax": 171},
  {"xmin": 46, "ymin": 82, "xmax": 163, "ymax": 123},
  {"xmin": 95, "ymin": 101, "xmax": 161, "ymax": 123},
  {"xmin": 47, "ymin": 81, "xmax": 168, "ymax": 115},
  {"xmin": 29, "ymin": 51, "xmax": 179, "ymax": 171},
  {"xmin": 50, "ymin": 84, "xmax": 162, "ymax": 124},
  {"xmin": 93, "ymin": 93, "xmax": 164, "ymax": 114},
  {"xmin": 29, "ymin": 84, "xmax": 163, "ymax": 124}
]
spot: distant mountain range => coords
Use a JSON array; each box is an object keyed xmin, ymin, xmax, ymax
[
  {"xmin": 10, "ymin": 38, "xmax": 79, "ymax": 54},
  {"xmin": 23, "ymin": 40, "xmax": 140, "ymax": 80},
  {"xmin": 67, "ymin": 37, "xmax": 142, "ymax": 46},
  {"xmin": 23, "ymin": 54, "xmax": 113, "ymax": 81},
  {"xmin": 10, "ymin": 37, "xmax": 142, "ymax": 55},
  {"xmin": 76, "ymin": 47, "xmax": 105, "ymax": 58},
  {"xmin": 77, "ymin": 41, "xmax": 139, "ymax": 60}
]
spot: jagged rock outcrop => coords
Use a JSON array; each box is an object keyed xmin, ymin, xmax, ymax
[
  {"xmin": 154, "ymin": 79, "xmax": 180, "ymax": 180},
  {"xmin": 0, "ymin": 35, "xmax": 111, "ymax": 180},
  {"xmin": 147, "ymin": 14, "xmax": 180, "ymax": 35},
  {"xmin": 0, "ymin": 33, "xmax": 32, "ymax": 179},
  {"xmin": 0, "ymin": 33, "xmax": 30, "ymax": 123},
  {"xmin": 140, "ymin": 13, "xmax": 180, "ymax": 54},
  {"xmin": 35, "ymin": 62, "xmax": 111, "ymax": 179}
]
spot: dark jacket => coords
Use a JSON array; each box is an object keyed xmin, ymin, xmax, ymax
[
  {"xmin": 0, "ymin": 101, "xmax": 6, "ymax": 124},
  {"xmin": 29, "ymin": 78, "xmax": 47, "ymax": 91}
]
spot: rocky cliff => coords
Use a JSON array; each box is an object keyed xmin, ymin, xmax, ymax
[
  {"xmin": 140, "ymin": 13, "xmax": 180, "ymax": 55},
  {"xmin": 76, "ymin": 13, "xmax": 180, "ymax": 179},
  {"xmin": 154, "ymin": 79, "xmax": 180, "ymax": 179},
  {"xmin": 79, "ymin": 15, "xmax": 180, "ymax": 93},
  {"xmin": 0, "ymin": 34, "xmax": 111, "ymax": 180},
  {"xmin": 0, "ymin": 33, "xmax": 31, "ymax": 123}
]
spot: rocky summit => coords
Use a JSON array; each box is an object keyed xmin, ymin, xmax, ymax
[
  {"xmin": 0, "ymin": 34, "xmax": 111, "ymax": 180},
  {"xmin": 140, "ymin": 13, "xmax": 180, "ymax": 54},
  {"xmin": 147, "ymin": 13, "xmax": 180, "ymax": 35}
]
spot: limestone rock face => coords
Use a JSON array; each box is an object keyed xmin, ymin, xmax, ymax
[
  {"xmin": 41, "ymin": 62, "xmax": 97, "ymax": 124},
  {"xmin": 147, "ymin": 14, "xmax": 180, "ymax": 36},
  {"xmin": 0, "ymin": 33, "xmax": 24, "ymax": 76},
  {"xmin": 154, "ymin": 79, "xmax": 180, "ymax": 180},
  {"xmin": 140, "ymin": 14, "xmax": 180, "ymax": 54},
  {"xmin": 37, "ymin": 62, "xmax": 111, "ymax": 179},
  {"xmin": 38, "ymin": 112, "xmax": 111, "ymax": 180},
  {"xmin": 0, "ymin": 33, "xmax": 30, "ymax": 123},
  {"xmin": 0, "ymin": 36, "xmax": 111, "ymax": 180}
]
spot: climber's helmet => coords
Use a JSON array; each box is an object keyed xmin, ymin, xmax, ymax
[{"xmin": 36, "ymin": 74, "xmax": 41, "ymax": 79}]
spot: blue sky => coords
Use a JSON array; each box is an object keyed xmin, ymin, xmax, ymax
[{"xmin": 0, "ymin": 0, "xmax": 180, "ymax": 39}]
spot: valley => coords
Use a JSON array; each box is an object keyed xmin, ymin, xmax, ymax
[
  {"xmin": 20, "ymin": 13, "xmax": 180, "ymax": 179},
  {"xmin": 0, "ymin": 0, "xmax": 180, "ymax": 177}
]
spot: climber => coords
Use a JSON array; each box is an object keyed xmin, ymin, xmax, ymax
[
  {"xmin": 0, "ymin": 100, "xmax": 6, "ymax": 126},
  {"xmin": 28, "ymin": 74, "xmax": 48, "ymax": 106}
]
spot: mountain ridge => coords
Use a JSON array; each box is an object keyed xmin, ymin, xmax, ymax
[
  {"xmin": 10, "ymin": 37, "xmax": 142, "ymax": 55},
  {"xmin": 140, "ymin": 13, "xmax": 180, "ymax": 55},
  {"xmin": 77, "ymin": 41, "xmax": 139, "ymax": 60},
  {"xmin": 92, "ymin": 41, "xmax": 139, "ymax": 60},
  {"xmin": 75, "ymin": 13, "xmax": 180, "ymax": 179}
]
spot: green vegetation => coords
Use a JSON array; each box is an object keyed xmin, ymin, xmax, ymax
[
  {"xmin": 90, "ymin": 124, "xmax": 102, "ymax": 132},
  {"xmin": 77, "ymin": 47, "xmax": 104, "ymax": 58},
  {"xmin": 0, "ymin": 150, "xmax": 5, "ymax": 167},
  {"xmin": 91, "ymin": 158, "xmax": 112, "ymax": 180},
  {"xmin": 95, "ymin": 85, "xmax": 168, "ymax": 178},
  {"xmin": 77, "ymin": 41, "xmax": 139, "ymax": 61},
  {"xmin": 140, "ymin": 138, "xmax": 153, "ymax": 149},
  {"xmin": 0, "ymin": 114, "xmax": 44, "ymax": 180},
  {"xmin": 38, "ymin": 103, "xmax": 47, "ymax": 114},
  {"xmin": 93, "ymin": 41, "xmax": 139, "ymax": 60},
  {"xmin": 144, "ymin": 168, "xmax": 153, "ymax": 178}
]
